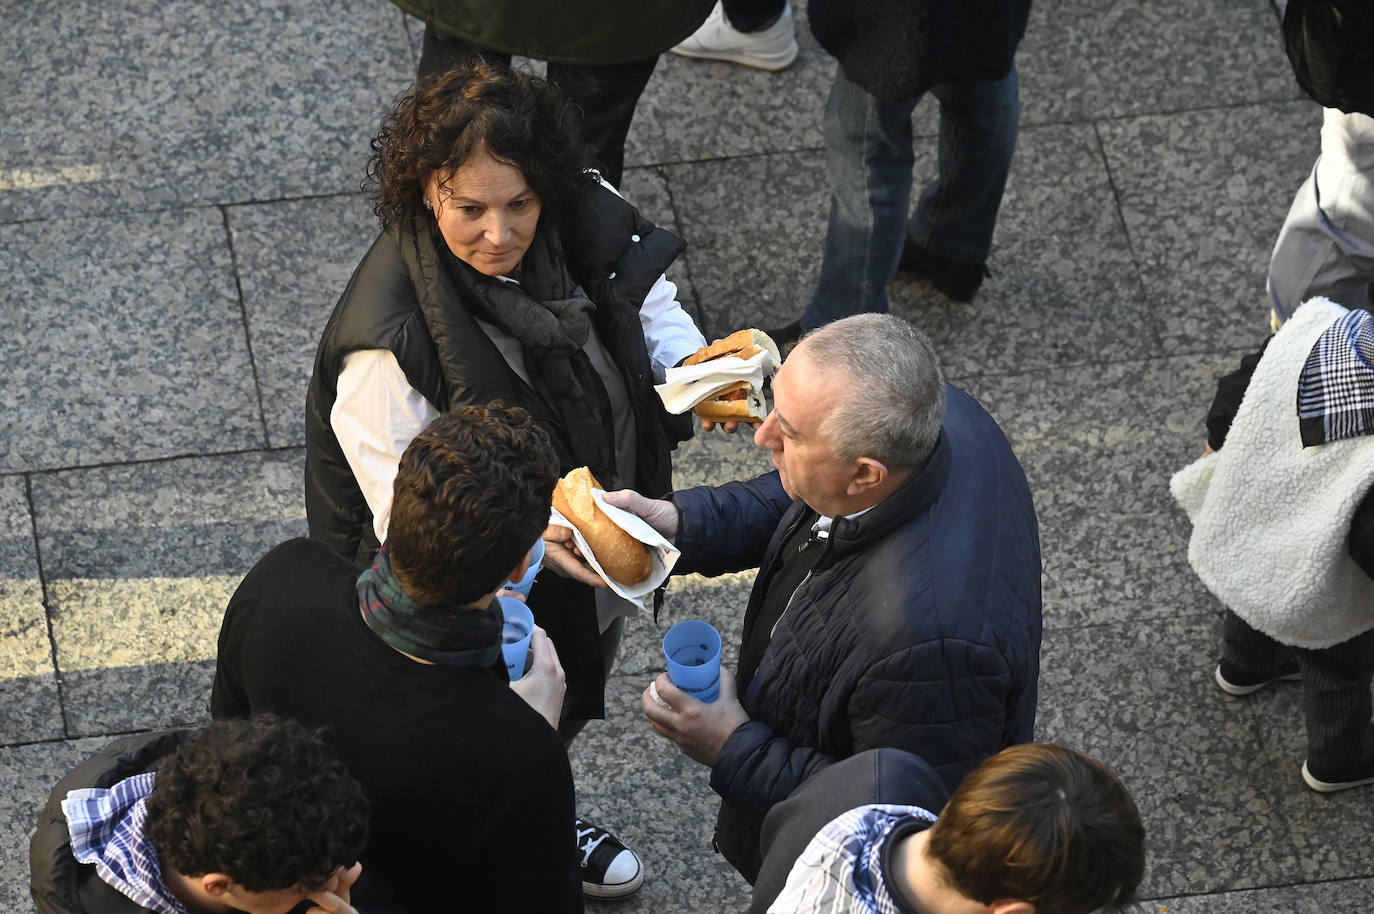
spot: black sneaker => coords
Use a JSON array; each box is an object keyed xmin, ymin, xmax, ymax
[
  {"xmin": 898, "ymin": 238, "xmax": 989, "ymax": 302},
  {"xmin": 576, "ymin": 817, "xmax": 644, "ymax": 899},
  {"xmin": 763, "ymin": 319, "xmax": 803, "ymax": 360},
  {"xmin": 1214, "ymin": 658, "xmax": 1302, "ymax": 696},
  {"xmin": 1302, "ymin": 759, "xmax": 1374, "ymax": 793}
]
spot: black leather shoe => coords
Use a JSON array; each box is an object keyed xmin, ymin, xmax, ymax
[
  {"xmin": 763, "ymin": 319, "xmax": 803, "ymax": 359},
  {"xmin": 898, "ymin": 239, "xmax": 990, "ymax": 302}
]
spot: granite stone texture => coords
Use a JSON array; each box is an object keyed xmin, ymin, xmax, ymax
[
  {"xmin": 1102, "ymin": 101, "xmax": 1323, "ymax": 355},
  {"xmin": 667, "ymin": 150, "xmax": 829, "ymax": 338},
  {"xmin": 1038, "ymin": 505, "xmax": 1222, "ymax": 631},
  {"xmin": 0, "ymin": 0, "xmax": 414, "ymax": 223},
  {"xmin": 627, "ymin": 1, "xmax": 832, "ymax": 168},
  {"xmin": 965, "ymin": 352, "xmax": 1234, "ymax": 528},
  {"xmin": 33, "ymin": 450, "xmax": 306, "ymax": 736},
  {"xmin": 0, "ymin": 477, "xmax": 64, "ymax": 745},
  {"xmin": 1245, "ymin": 685, "xmax": 1374, "ymax": 883},
  {"xmin": 571, "ymin": 673, "xmax": 753, "ymax": 913},
  {"xmin": 889, "ymin": 122, "xmax": 1156, "ymax": 377},
  {"xmin": 227, "ymin": 195, "xmax": 380, "ymax": 447},
  {"xmin": 1037, "ymin": 613, "xmax": 1306, "ymax": 897},
  {"xmin": 0, "ymin": 737, "xmax": 105, "ymax": 914},
  {"xmin": 1016, "ymin": 0, "xmax": 1300, "ymax": 126},
  {"xmin": 0, "ymin": 209, "xmax": 263, "ymax": 472},
  {"xmin": 1151, "ymin": 879, "xmax": 1374, "ymax": 914}
]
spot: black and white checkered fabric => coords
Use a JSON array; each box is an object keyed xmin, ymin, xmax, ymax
[{"xmin": 1297, "ymin": 308, "xmax": 1374, "ymax": 447}]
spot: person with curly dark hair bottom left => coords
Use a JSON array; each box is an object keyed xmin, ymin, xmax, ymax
[{"xmin": 29, "ymin": 714, "xmax": 369, "ymax": 914}]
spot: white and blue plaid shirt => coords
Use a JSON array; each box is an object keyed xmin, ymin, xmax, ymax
[
  {"xmin": 62, "ymin": 772, "xmax": 191, "ymax": 914},
  {"xmin": 768, "ymin": 804, "xmax": 938, "ymax": 914}
]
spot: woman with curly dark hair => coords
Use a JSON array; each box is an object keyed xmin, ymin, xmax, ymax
[{"xmin": 303, "ymin": 59, "xmax": 705, "ymax": 900}]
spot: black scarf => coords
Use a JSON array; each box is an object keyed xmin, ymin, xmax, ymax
[
  {"xmin": 440, "ymin": 226, "xmax": 618, "ymax": 486},
  {"xmin": 357, "ymin": 546, "xmax": 503, "ymax": 669}
]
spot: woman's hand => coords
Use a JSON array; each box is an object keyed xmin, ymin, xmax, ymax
[
  {"xmin": 510, "ymin": 626, "xmax": 566, "ymax": 730},
  {"xmin": 541, "ymin": 524, "xmax": 608, "ymax": 587}
]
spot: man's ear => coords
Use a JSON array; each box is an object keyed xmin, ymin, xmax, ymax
[
  {"xmin": 847, "ymin": 456, "xmax": 888, "ymax": 495},
  {"xmin": 200, "ymin": 873, "xmax": 232, "ymax": 897},
  {"xmin": 988, "ymin": 900, "xmax": 1034, "ymax": 914}
]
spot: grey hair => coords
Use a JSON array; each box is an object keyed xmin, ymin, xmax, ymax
[{"xmin": 800, "ymin": 314, "xmax": 946, "ymax": 473}]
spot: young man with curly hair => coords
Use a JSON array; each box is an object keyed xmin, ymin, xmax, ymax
[
  {"xmin": 214, "ymin": 404, "xmax": 590, "ymax": 913},
  {"xmin": 754, "ymin": 744, "xmax": 1145, "ymax": 914},
  {"xmin": 30, "ymin": 715, "xmax": 368, "ymax": 914}
]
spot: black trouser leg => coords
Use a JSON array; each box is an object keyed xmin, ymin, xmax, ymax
[
  {"xmin": 417, "ymin": 24, "xmax": 509, "ymax": 81},
  {"xmin": 546, "ymin": 58, "xmax": 658, "ymax": 187},
  {"xmin": 559, "ymin": 615, "xmax": 625, "ymax": 745},
  {"xmin": 722, "ymin": 0, "xmax": 787, "ymax": 31},
  {"xmin": 1221, "ymin": 609, "xmax": 1294, "ymax": 677},
  {"xmin": 1295, "ymin": 629, "xmax": 1374, "ymax": 775}
]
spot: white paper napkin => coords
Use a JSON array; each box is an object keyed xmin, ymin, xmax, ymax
[
  {"xmin": 548, "ymin": 489, "xmax": 680, "ymax": 611},
  {"xmin": 654, "ymin": 350, "xmax": 774, "ymax": 415}
]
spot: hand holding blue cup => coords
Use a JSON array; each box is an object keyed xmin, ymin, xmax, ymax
[
  {"xmin": 498, "ymin": 596, "xmax": 535, "ymax": 681},
  {"xmin": 662, "ymin": 620, "xmax": 722, "ymax": 703}
]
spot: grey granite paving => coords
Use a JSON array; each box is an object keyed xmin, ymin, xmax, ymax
[
  {"xmin": 34, "ymin": 449, "xmax": 306, "ymax": 736},
  {"xmin": 0, "ymin": 0, "xmax": 414, "ymax": 222},
  {"xmin": 3, "ymin": 0, "xmax": 1371, "ymax": 911},
  {"xmin": 0, "ymin": 208, "xmax": 265, "ymax": 472},
  {"xmin": 0, "ymin": 477, "xmax": 63, "ymax": 745},
  {"xmin": 0, "ymin": 739, "xmax": 105, "ymax": 913},
  {"xmin": 227, "ymin": 195, "xmax": 381, "ymax": 447},
  {"xmin": 1016, "ymin": 0, "xmax": 1301, "ymax": 125}
]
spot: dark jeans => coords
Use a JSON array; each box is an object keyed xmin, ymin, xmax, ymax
[
  {"xmin": 1222, "ymin": 609, "xmax": 1374, "ymax": 774},
  {"xmin": 419, "ymin": 26, "xmax": 657, "ymax": 186},
  {"xmin": 804, "ymin": 66, "xmax": 1020, "ymax": 328},
  {"xmin": 722, "ymin": 0, "xmax": 786, "ymax": 31}
]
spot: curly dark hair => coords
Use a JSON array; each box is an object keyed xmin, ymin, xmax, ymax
[
  {"xmin": 388, "ymin": 403, "xmax": 559, "ymax": 607},
  {"xmin": 144, "ymin": 715, "xmax": 368, "ymax": 892},
  {"xmin": 927, "ymin": 743, "xmax": 1146, "ymax": 914},
  {"xmin": 365, "ymin": 58, "xmax": 596, "ymax": 232}
]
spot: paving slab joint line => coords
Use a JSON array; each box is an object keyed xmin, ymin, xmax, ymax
[
  {"xmin": 26, "ymin": 472, "xmax": 72, "ymax": 740},
  {"xmin": 220, "ymin": 205, "xmax": 273, "ymax": 447}
]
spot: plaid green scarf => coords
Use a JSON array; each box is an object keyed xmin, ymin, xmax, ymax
[{"xmin": 357, "ymin": 545, "xmax": 503, "ymax": 669}]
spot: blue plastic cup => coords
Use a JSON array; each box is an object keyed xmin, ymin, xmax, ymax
[
  {"xmin": 505, "ymin": 539, "xmax": 545, "ymax": 599},
  {"xmin": 498, "ymin": 596, "xmax": 535, "ymax": 682},
  {"xmin": 662, "ymin": 620, "xmax": 722, "ymax": 703}
]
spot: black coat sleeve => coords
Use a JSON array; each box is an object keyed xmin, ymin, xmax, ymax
[{"xmin": 1205, "ymin": 339, "xmax": 1271, "ymax": 450}]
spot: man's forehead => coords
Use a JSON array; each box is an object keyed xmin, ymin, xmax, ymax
[{"xmin": 775, "ymin": 351, "xmax": 837, "ymax": 429}]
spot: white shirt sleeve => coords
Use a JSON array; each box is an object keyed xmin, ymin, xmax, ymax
[
  {"xmin": 330, "ymin": 349, "xmax": 439, "ymax": 544},
  {"xmin": 594, "ymin": 174, "xmax": 707, "ymax": 380}
]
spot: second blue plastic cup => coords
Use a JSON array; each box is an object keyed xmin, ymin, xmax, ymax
[
  {"xmin": 662, "ymin": 620, "xmax": 722, "ymax": 703},
  {"xmin": 505, "ymin": 539, "xmax": 545, "ymax": 599},
  {"xmin": 498, "ymin": 596, "xmax": 534, "ymax": 682}
]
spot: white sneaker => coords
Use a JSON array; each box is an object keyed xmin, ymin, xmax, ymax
[{"xmin": 671, "ymin": 2, "xmax": 799, "ymax": 71}]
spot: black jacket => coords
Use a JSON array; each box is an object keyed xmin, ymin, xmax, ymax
[
  {"xmin": 674, "ymin": 384, "xmax": 1042, "ymax": 880},
  {"xmin": 808, "ymin": 0, "xmax": 1032, "ymax": 102},
  {"xmin": 1284, "ymin": 0, "xmax": 1374, "ymax": 116},
  {"xmin": 30, "ymin": 731, "xmax": 190, "ymax": 914},
  {"xmin": 304, "ymin": 180, "xmax": 691, "ymax": 718},
  {"xmin": 388, "ymin": 0, "xmax": 715, "ymax": 66}
]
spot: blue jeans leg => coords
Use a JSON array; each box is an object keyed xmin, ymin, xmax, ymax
[
  {"xmin": 909, "ymin": 68, "xmax": 1021, "ymax": 263},
  {"xmin": 805, "ymin": 72, "xmax": 919, "ymax": 329}
]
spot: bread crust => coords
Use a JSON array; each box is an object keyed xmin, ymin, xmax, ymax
[
  {"xmin": 694, "ymin": 392, "xmax": 766, "ymax": 422},
  {"xmin": 682, "ymin": 329, "xmax": 780, "ymax": 367},
  {"xmin": 552, "ymin": 467, "xmax": 653, "ymax": 586}
]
